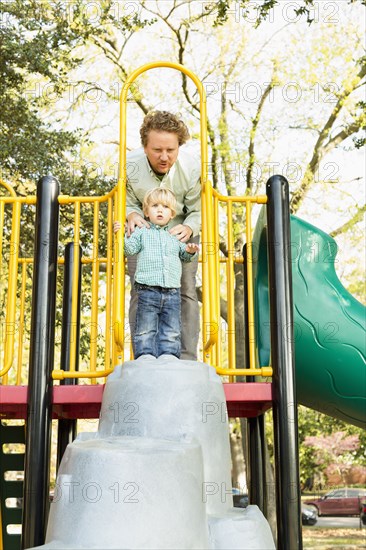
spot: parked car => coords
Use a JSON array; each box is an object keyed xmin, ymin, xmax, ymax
[
  {"xmin": 305, "ymin": 487, "xmax": 366, "ymax": 516},
  {"xmin": 232, "ymin": 488, "xmax": 249, "ymax": 508},
  {"xmin": 302, "ymin": 506, "xmax": 317, "ymax": 526},
  {"xmin": 233, "ymin": 489, "xmax": 317, "ymax": 526}
]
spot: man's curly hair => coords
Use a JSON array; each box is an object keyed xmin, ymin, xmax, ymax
[{"xmin": 140, "ymin": 111, "xmax": 190, "ymax": 147}]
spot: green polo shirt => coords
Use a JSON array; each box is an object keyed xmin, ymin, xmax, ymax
[{"xmin": 124, "ymin": 224, "xmax": 196, "ymax": 288}]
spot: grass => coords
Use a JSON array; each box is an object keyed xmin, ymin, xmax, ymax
[{"xmin": 302, "ymin": 527, "xmax": 366, "ymax": 549}]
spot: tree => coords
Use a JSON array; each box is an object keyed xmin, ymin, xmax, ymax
[
  {"xmin": 1, "ymin": 0, "xmax": 364, "ymax": 509},
  {"xmin": 297, "ymin": 407, "xmax": 366, "ymax": 490},
  {"xmin": 1, "ymin": 1, "xmax": 80, "ymax": 183},
  {"xmin": 0, "ymin": 0, "xmax": 148, "ymax": 185},
  {"xmin": 212, "ymin": 0, "xmax": 365, "ymax": 27},
  {"xmin": 290, "ymin": 56, "xmax": 366, "ymax": 212},
  {"xmin": 304, "ymin": 432, "xmax": 363, "ymax": 487},
  {"xmin": 0, "ymin": 1, "xmax": 152, "ymax": 378}
]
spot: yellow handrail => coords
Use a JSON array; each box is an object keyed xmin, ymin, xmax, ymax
[
  {"xmin": 53, "ymin": 63, "xmax": 272, "ymax": 380},
  {"xmin": 1, "ymin": 66, "xmax": 274, "ymax": 384},
  {"xmin": 210, "ymin": 191, "xmax": 271, "ymax": 377},
  {"xmin": 90, "ymin": 201, "xmax": 100, "ymax": 381},
  {"xmin": 115, "ymin": 61, "xmax": 215, "ymax": 362},
  {"xmin": 226, "ymin": 199, "xmax": 236, "ymax": 373},
  {"xmin": 16, "ymin": 261, "xmax": 27, "ymax": 385},
  {"xmin": 53, "ymin": 191, "xmax": 117, "ymax": 380},
  {"xmin": 0, "ymin": 179, "xmax": 17, "ymax": 198},
  {"xmin": 106, "ymin": 197, "xmax": 114, "ymax": 370},
  {"xmin": 0, "ymin": 182, "xmax": 21, "ymax": 379},
  {"xmin": 0, "ymin": 181, "xmax": 36, "ymax": 381}
]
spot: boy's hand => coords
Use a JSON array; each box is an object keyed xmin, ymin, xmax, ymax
[
  {"xmin": 185, "ymin": 243, "xmax": 199, "ymax": 255},
  {"xmin": 113, "ymin": 221, "xmax": 123, "ymax": 233}
]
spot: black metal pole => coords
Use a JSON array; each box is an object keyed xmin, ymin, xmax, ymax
[
  {"xmin": 22, "ymin": 176, "xmax": 60, "ymax": 549},
  {"xmin": 266, "ymin": 175, "xmax": 302, "ymax": 550},
  {"xmin": 247, "ymin": 416, "xmax": 265, "ymax": 510},
  {"xmin": 56, "ymin": 243, "xmax": 82, "ymax": 469},
  {"xmin": 243, "ymin": 243, "xmax": 265, "ymax": 511}
]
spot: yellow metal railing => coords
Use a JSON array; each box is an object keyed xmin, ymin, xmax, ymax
[
  {"xmin": 210, "ymin": 190, "xmax": 271, "ymax": 377},
  {"xmin": 114, "ymin": 61, "xmax": 271, "ymax": 377},
  {"xmin": 53, "ymin": 190, "xmax": 119, "ymax": 380},
  {"xmin": 0, "ymin": 63, "xmax": 273, "ymax": 385},
  {"xmin": 114, "ymin": 61, "xmax": 214, "ymax": 363},
  {"xmin": 0, "ymin": 181, "xmax": 122, "ymax": 384},
  {"xmin": 0, "ymin": 180, "xmax": 36, "ymax": 383}
]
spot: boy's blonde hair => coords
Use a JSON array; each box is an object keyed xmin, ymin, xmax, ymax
[{"xmin": 143, "ymin": 187, "xmax": 177, "ymax": 218}]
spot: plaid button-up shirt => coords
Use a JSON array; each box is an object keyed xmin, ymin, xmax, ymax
[{"xmin": 124, "ymin": 224, "xmax": 196, "ymax": 288}]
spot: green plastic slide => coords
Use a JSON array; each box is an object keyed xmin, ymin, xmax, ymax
[{"xmin": 253, "ymin": 207, "xmax": 366, "ymax": 429}]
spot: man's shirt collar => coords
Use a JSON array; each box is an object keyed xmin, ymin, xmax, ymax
[{"xmin": 144, "ymin": 155, "xmax": 177, "ymax": 182}]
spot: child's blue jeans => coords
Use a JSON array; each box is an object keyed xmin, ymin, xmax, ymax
[{"xmin": 133, "ymin": 283, "xmax": 181, "ymax": 359}]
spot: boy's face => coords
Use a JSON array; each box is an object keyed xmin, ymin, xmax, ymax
[
  {"xmin": 145, "ymin": 202, "xmax": 174, "ymax": 226},
  {"xmin": 144, "ymin": 130, "xmax": 179, "ymax": 174}
]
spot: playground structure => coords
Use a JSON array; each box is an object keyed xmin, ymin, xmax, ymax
[{"xmin": 0, "ymin": 62, "xmax": 365, "ymax": 550}]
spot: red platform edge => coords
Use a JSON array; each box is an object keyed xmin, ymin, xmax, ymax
[{"xmin": 0, "ymin": 383, "xmax": 272, "ymax": 420}]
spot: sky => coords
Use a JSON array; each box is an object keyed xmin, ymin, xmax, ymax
[{"xmin": 40, "ymin": 0, "xmax": 365, "ymax": 286}]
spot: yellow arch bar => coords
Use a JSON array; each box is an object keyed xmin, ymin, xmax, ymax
[{"xmin": 114, "ymin": 61, "xmax": 219, "ymax": 363}]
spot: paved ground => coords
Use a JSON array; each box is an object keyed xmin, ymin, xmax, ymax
[{"xmin": 310, "ymin": 516, "xmax": 364, "ymax": 529}]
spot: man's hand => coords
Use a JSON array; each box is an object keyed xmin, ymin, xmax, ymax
[
  {"xmin": 126, "ymin": 212, "xmax": 150, "ymax": 237},
  {"xmin": 185, "ymin": 243, "xmax": 199, "ymax": 255},
  {"xmin": 169, "ymin": 224, "xmax": 193, "ymax": 242}
]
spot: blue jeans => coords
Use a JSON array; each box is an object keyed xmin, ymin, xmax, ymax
[
  {"xmin": 134, "ymin": 283, "xmax": 181, "ymax": 359},
  {"xmin": 127, "ymin": 235, "xmax": 200, "ymax": 360}
]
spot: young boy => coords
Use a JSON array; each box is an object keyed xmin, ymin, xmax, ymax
[{"xmin": 114, "ymin": 187, "xmax": 199, "ymax": 359}]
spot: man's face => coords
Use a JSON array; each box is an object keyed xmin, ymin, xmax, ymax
[{"xmin": 144, "ymin": 130, "xmax": 179, "ymax": 174}]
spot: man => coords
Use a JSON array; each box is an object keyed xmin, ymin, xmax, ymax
[{"xmin": 125, "ymin": 110, "xmax": 201, "ymax": 360}]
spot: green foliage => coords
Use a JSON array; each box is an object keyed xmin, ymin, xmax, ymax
[
  {"xmin": 345, "ymin": 268, "xmax": 366, "ymax": 303},
  {"xmin": 353, "ymin": 100, "xmax": 366, "ymax": 148},
  {"xmin": 303, "ymin": 530, "xmax": 365, "ymax": 548},
  {"xmin": 0, "ymin": 0, "xmax": 148, "ymax": 184},
  {"xmin": 265, "ymin": 406, "xmax": 366, "ymax": 489},
  {"xmin": 298, "ymin": 406, "xmax": 366, "ymax": 489},
  {"xmin": 1, "ymin": 1, "xmax": 83, "ymax": 181},
  {"xmin": 0, "ymin": 1, "xmax": 138, "ymax": 376},
  {"xmin": 1, "ymin": 0, "xmax": 364, "ymax": 390},
  {"xmin": 211, "ymin": 0, "xmax": 364, "ymax": 27}
]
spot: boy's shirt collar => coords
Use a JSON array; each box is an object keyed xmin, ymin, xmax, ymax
[{"xmin": 149, "ymin": 222, "xmax": 169, "ymax": 231}]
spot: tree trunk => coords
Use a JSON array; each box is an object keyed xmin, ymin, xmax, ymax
[{"xmin": 230, "ymin": 425, "xmax": 247, "ymax": 491}]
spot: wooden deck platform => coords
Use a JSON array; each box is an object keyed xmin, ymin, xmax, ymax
[{"xmin": 0, "ymin": 383, "xmax": 273, "ymax": 420}]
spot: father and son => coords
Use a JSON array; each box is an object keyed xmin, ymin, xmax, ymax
[{"xmin": 113, "ymin": 110, "xmax": 201, "ymax": 361}]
